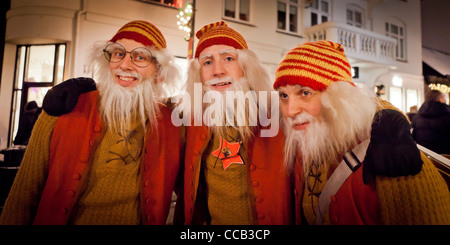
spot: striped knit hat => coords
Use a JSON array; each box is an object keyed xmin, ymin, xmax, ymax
[
  {"xmin": 194, "ymin": 21, "xmax": 248, "ymax": 58},
  {"xmin": 274, "ymin": 41, "xmax": 354, "ymax": 91},
  {"xmin": 110, "ymin": 20, "xmax": 166, "ymax": 50}
]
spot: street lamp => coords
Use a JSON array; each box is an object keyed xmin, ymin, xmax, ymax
[{"xmin": 176, "ymin": 1, "xmax": 196, "ymax": 59}]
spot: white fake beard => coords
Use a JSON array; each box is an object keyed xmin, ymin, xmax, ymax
[
  {"xmin": 97, "ymin": 69, "xmax": 159, "ymax": 134},
  {"xmin": 283, "ymin": 112, "xmax": 335, "ymax": 174},
  {"xmin": 201, "ymin": 76, "xmax": 257, "ymax": 141},
  {"xmin": 282, "ymin": 82, "xmax": 377, "ymax": 174}
]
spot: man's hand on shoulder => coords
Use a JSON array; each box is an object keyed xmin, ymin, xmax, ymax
[
  {"xmin": 363, "ymin": 109, "xmax": 423, "ymax": 184},
  {"xmin": 42, "ymin": 77, "xmax": 97, "ymax": 116}
]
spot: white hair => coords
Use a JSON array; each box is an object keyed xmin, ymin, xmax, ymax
[
  {"xmin": 283, "ymin": 82, "xmax": 379, "ymax": 174},
  {"xmin": 88, "ymin": 40, "xmax": 181, "ymax": 134},
  {"xmin": 184, "ymin": 48, "xmax": 274, "ymax": 141}
]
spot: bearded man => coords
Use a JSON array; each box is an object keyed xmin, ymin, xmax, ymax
[
  {"xmin": 179, "ymin": 21, "xmax": 292, "ymax": 225},
  {"xmin": 275, "ymin": 41, "xmax": 450, "ymax": 225},
  {"xmin": 0, "ymin": 20, "xmax": 184, "ymax": 225}
]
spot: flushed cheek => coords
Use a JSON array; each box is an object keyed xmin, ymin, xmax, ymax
[
  {"xmin": 307, "ymin": 105, "xmax": 322, "ymax": 122},
  {"xmin": 200, "ymin": 69, "xmax": 212, "ymax": 84},
  {"xmin": 141, "ymin": 66, "xmax": 158, "ymax": 82},
  {"xmin": 280, "ymin": 104, "xmax": 291, "ymax": 119},
  {"xmin": 305, "ymin": 95, "xmax": 323, "ymax": 120}
]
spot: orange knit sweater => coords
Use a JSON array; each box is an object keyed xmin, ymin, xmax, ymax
[{"xmin": 0, "ymin": 112, "xmax": 145, "ymax": 225}]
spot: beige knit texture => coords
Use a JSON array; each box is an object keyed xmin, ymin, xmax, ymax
[
  {"xmin": 376, "ymin": 153, "xmax": 450, "ymax": 225},
  {"xmin": 0, "ymin": 111, "xmax": 145, "ymax": 225},
  {"xmin": 69, "ymin": 122, "xmax": 144, "ymax": 224},
  {"xmin": 203, "ymin": 128, "xmax": 253, "ymax": 225},
  {"xmin": 0, "ymin": 112, "xmax": 57, "ymax": 224}
]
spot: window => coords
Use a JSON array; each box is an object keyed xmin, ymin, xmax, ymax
[
  {"xmin": 346, "ymin": 5, "xmax": 363, "ymax": 28},
  {"xmin": 277, "ymin": 0, "xmax": 299, "ymax": 33},
  {"xmin": 173, "ymin": 57, "xmax": 188, "ymax": 97},
  {"xmin": 144, "ymin": 0, "xmax": 183, "ymax": 8},
  {"xmin": 406, "ymin": 89, "xmax": 418, "ymax": 112},
  {"xmin": 310, "ymin": 0, "xmax": 329, "ymax": 26},
  {"xmin": 9, "ymin": 44, "xmax": 66, "ymax": 145},
  {"xmin": 385, "ymin": 21, "xmax": 406, "ymax": 61},
  {"xmin": 224, "ymin": 0, "xmax": 250, "ymax": 22},
  {"xmin": 390, "ymin": 86, "xmax": 403, "ymax": 111}
]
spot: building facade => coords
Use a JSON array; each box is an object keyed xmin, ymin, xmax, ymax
[{"xmin": 0, "ymin": 0, "xmax": 423, "ymax": 147}]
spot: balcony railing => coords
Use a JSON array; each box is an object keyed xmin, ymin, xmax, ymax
[{"xmin": 303, "ymin": 22, "xmax": 397, "ymax": 65}]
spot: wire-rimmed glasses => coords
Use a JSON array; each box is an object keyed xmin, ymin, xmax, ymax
[{"xmin": 103, "ymin": 43, "xmax": 154, "ymax": 68}]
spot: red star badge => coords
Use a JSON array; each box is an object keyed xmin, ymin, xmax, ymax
[{"xmin": 211, "ymin": 137, "xmax": 244, "ymax": 170}]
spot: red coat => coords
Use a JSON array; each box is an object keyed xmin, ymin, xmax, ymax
[
  {"xmin": 328, "ymin": 166, "xmax": 379, "ymax": 225},
  {"xmin": 33, "ymin": 91, "xmax": 183, "ymax": 225},
  {"xmin": 182, "ymin": 125, "xmax": 293, "ymax": 225},
  {"xmin": 293, "ymin": 160, "xmax": 380, "ymax": 225}
]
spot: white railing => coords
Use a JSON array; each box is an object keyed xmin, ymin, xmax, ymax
[{"xmin": 303, "ymin": 22, "xmax": 397, "ymax": 65}]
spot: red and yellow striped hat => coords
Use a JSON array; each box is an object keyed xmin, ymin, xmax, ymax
[
  {"xmin": 274, "ymin": 41, "xmax": 354, "ymax": 91},
  {"xmin": 110, "ymin": 20, "xmax": 166, "ymax": 50},
  {"xmin": 194, "ymin": 21, "xmax": 248, "ymax": 58}
]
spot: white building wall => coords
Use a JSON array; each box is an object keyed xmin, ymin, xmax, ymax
[
  {"xmin": 0, "ymin": 0, "xmax": 424, "ymax": 145},
  {"xmin": 195, "ymin": 0, "xmax": 305, "ymax": 79},
  {"xmin": 369, "ymin": 0, "xmax": 423, "ymax": 112},
  {"xmin": 0, "ymin": 43, "xmax": 16, "ymax": 149}
]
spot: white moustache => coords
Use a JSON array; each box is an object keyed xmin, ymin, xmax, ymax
[
  {"xmin": 204, "ymin": 76, "xmax": 233, "ymax": 87},
  {"xmin": 113, "ymin": 69, "xmax": 142, "ymax": 80},
  {"xmin": 287, "ymin": 112, "xmax": 315, "ymax": 126}
]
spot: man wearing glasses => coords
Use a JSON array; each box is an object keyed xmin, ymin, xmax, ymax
[{"xmin": 0, "ymin": 20, "xmax": 184, "ymax": 225}]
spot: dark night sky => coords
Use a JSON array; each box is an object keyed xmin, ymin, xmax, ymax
[{"xmin": 421, "ymin": 0, "xmax": 450, "ymax": 54}]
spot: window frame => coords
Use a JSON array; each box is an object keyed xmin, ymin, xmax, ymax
[
  {"xmin": 8, "ymin": 43, "xmax": 66, "ymax": 146},
  {"xmin": 139, "ymin": 0, "xmax": 184, "ymax": 8},
  {"xmin": 389, "ymin": 86, "xmax": 403, "ymax": 111},
  {"xmin": 277, "ymin": 0, "xmax": 300, "ymax": 34},
  {"xmin": 385, "ymin": 20, "xmax": 407, "ymax": 61},
  {"xmin": 346, "ymin": 4, "xmax": 364, "ymax": 28},
  {"xmin": 223, "ymin": 0, "xmax": 252, "ymax": 24},
  {"xmin": 310, "ymin": 0, "xmax": 330, "ymax": 27}
]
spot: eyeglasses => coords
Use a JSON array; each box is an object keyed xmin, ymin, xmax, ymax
[{"xmin": 103, "ymin": 43, "xmax": 154, "ymax": 68}]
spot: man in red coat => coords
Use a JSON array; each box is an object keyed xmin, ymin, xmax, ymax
[
  {"xmin": 274, "ymin": 41, "xmax": 450, "ymax": 224},
  {"xmin": 0, "ymin": 20, "xmax": 184, "ymax": 225},
  {"xmin": 175, "ymin": 21, "xmax": 292, "ymax": 225}
]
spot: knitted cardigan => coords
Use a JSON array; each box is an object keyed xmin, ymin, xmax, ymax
[{"xmin": 0, "ymin": 91, "xmax": 183, "ymax": 225}]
